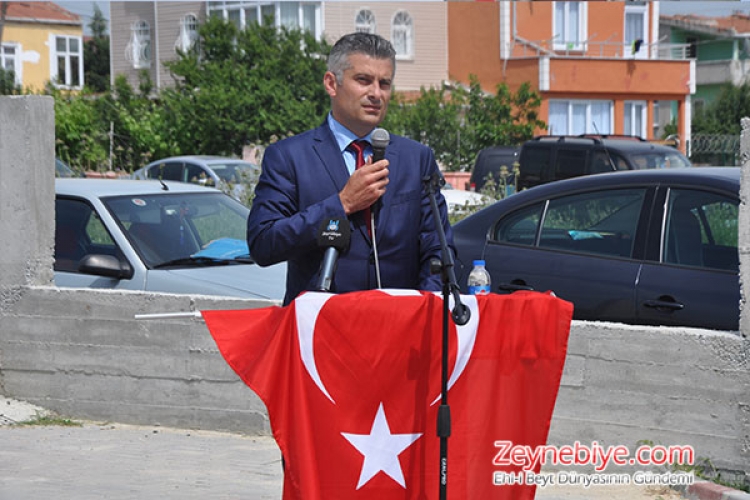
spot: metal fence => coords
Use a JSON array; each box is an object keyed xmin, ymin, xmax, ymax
[{"xmin": 689, "ymin": 134, "xmax": 741, "ymax": 166}]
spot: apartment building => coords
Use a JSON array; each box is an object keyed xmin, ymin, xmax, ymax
[
  {"xmin": 448, "ymin": 1, "xmax": 694, "ymax": 153},
  {"xmin": 662, "ymin": 12, "xmax": 750, "ymax": 113}
]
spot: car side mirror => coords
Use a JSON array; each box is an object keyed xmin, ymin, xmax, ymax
[{"xmin": 78, "ymin": 254, "xmax": 134, "ymax": 280}]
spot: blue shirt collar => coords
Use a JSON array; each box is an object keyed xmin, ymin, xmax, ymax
[{"xmin": 327, "ymin": 113, "xmax": 373, "ymax": 153}]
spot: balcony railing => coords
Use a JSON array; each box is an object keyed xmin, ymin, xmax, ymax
[{"xmin": 508, "ymin": 36, "xmax": 692, "ymax": 61}]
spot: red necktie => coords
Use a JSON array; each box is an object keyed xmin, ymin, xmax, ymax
[{"xmin": 347, "ymin": 140, "xmax": 371, "ymax": 237}]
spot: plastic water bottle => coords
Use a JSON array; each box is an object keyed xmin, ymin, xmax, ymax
[{"xmin": 467, "ymin": 260, "xmax": 491, "ymax": 295}]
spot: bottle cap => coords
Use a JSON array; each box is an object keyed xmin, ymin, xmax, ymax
[{"xmin": 473, "ymin": 260, "xmax": 485, "ymax": 266}]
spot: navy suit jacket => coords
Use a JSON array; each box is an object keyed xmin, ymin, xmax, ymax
[{"xmin": 247, "ymin": 122, "xmax": 455, "ymax": 305}]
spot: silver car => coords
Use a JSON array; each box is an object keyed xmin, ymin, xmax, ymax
[
  {"xmin": 131, "ymin": 155, "xmax": 260, "ymax": 202},
  {"xmin": 54, "ymin": 178, "xmax": 285, "ymax": 300}
]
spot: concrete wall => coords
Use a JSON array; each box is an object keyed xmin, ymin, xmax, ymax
[{"xmin": 0, "ymin": 96, "xmax": 748, "ymax": 476}]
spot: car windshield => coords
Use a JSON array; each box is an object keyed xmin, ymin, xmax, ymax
[{"xmin": 102, "ymin": 191, "xmax": 252, "ymax": 268}]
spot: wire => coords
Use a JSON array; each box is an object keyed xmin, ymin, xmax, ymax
[{"xmin": 371, "ymin": 212, "xmax": 382, "ymax": 289}]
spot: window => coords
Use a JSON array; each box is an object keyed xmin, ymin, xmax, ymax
[
  {"xmin": 51, "ymin": 35, "xmax": 83, "ymax": 88},
  {"xmin": 355, "ymin": 9, "xmax": 376, "ymax": 34},
  {"xmin": 209, "ymin": 2, "xmax": 321, "ymax": 38},
  {"xmin": 280, "ymin": 2, "xmax": 299, "ymax": 29},
  {"xmin": 493, "ymin": 203, "xmax": 544, "ymax": 247},
  {"xmin": 493, "ymin": 188, "xmax": 646, "ymax": 259},
  {"xmin": 228, "ymin": 8, "xmax": 242, "ymax": 29},
  {"xmin": 548, "ymin": 100, "xmax": 612, "ymax": 135},
  {"xmin": 55, "ymin": 198, "xmax": 121, "ymax": 273},
  {"xmin": 126, "ymin": 21, "xmax": 151, "ymax": 69},
  {"xmin": 663, "ymin": 189, "xmax": 738, "ymax": 270},
  {"xmin": 553, "ymin": 1, "xmax": 586, "ymax": 51},
  {"xmin": 146, "ymin": 162, "xmax": 184, "ymax": 182},
  {"xmin": 625, "ymin": 3, "xmax": 647, "ymax": 58},
  {"xmin": 554, "ymin": 149, "xmax": 588, "ymax": 180},
  {"xmin": 624, "ymin": 101, "xmax": 647, "ymax": 138},
  {"xmin": 539, "ymin": 189, "xmax": 645, "ymax": 258},
  {"xmin": 392, "ymin": 11, "xmax": 413, "ymax": 59},
  {"xmin": 686, "ymin": 36, "xmax": 698, "ymax": 59},
  {"xmin": 175, "ymin": 14, "xmax": 199, "ymax": 53},
  {"xmin": 1, "ymin": 43, "xmax": 21, "ymax": 85}
]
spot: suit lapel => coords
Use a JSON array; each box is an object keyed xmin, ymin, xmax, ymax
[
  {"xmin": 311, "ymin": 124, "xmax": 349, "ymax": 193},
  {"xmin": 311, "ymin": 124, "xmax": 371, "ymax": 240}
]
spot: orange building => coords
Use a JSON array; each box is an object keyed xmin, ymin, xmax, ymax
[{"xmin": 448, "ymin": 1, "xmax": 694, "ymax": 154}]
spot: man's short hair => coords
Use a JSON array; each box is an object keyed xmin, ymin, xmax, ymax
[{"xmin": 327, "ymin": 32, "xmax": 396, "ymax": 83}]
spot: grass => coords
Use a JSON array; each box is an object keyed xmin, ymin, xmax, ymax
[{"xmin": 14, "ymin": 414, "xmax": 82, "ymax": 427}]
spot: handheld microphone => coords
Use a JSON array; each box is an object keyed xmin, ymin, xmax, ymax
[
  {"xmin": 369, "ymin": 128, "xmax": 389, "ymax": 288},
  {"xmin": 369, "ymin": 127, "xmax": 390, "ymax": 218},
  {"xmin": 316, "ymin": 218, "xmax": 351, "ymax": 292},
  {"xmin": 371, "ymin": 127, "xmax": 390, "ymax": 163}
]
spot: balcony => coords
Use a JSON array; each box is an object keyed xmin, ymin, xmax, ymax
[
  {"xmin": 506, "ymin": 36, "xmax": 692, "ymax": 61},
  {"xmin": 695, "ymin": 59, "xmax": 750, "ymax": 87}
]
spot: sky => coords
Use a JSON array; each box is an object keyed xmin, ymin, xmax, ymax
[
  {"xmin": 55, "ymin": 1, "xmax": 110, "ymax": 35},
  {"xmin": 660, "ymin": 0, "xmax": 750, "ymax": 16}
]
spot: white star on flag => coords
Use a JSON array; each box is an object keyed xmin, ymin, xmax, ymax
[{"xmin": 342, "ymin": 402, "xmax": 423, "ymax": 490}]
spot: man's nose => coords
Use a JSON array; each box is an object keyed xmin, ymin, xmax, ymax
[{"xmin": 370, "ymin": 83, "xmax": 385, "ymax": 101}]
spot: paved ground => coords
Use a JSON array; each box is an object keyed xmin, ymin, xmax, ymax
[{"xmin": 0, "ymin": 396, "xmax": 696, "ymax": 500}]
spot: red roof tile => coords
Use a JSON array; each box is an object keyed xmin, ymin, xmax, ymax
[
  {"xmin": 662, "ymin": 12, "xmax": 750, "ymax": 35},
  {"xmin": 4, "ymin": 2, "xmax": 81, "ymax": 25}
]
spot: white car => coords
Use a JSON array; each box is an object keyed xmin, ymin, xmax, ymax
[
  {"xmin": 441, "ymin": 183, "xmax": 489, "ymax": 214},
  {"xmin": 54, "ymin": 178, "xmax": 285, "ymax": 300},
  {"xmin": 131, "ymin": 155, "xmax": 260, "ymax": 202}
]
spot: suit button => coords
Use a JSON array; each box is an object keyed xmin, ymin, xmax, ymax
[{"xmin": 369, "ymin": 253, "xmax": 376, "ymax": 264}]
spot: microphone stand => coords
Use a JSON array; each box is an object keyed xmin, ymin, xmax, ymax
[{"xmin": 423, "ymin": 172, "xmax": 470, "ymax": 500}]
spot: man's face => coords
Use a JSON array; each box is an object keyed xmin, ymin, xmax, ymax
[{"xmin": 324, "ymin": 53, "xmax": 393, "ymax": 138}]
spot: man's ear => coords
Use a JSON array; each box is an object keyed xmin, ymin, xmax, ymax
[{"xmin": 323, "ymin": 71, "xmax": 337, "ymax": 98}]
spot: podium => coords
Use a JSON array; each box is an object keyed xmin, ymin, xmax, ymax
[{"xmin": 203, "ymin": 289, "xmax": 573, "ymax": 500}]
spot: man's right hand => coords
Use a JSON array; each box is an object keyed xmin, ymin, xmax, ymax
[{"xmin": 339, "ymin": 159, "xmax": 389, "ymax": 215}]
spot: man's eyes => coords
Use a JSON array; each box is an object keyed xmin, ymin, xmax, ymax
[{"xmin": 355, "ymin": 76, "xmax": 392, "ymax": 88}]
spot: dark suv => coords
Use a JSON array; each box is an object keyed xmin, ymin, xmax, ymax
[
  {"xmin": 517, "ymin": 135, "xmax": 691, "ymax": 190},
  {"xmin": 469, "ymin": 145, "xmax": 521, "ymax": 191}
]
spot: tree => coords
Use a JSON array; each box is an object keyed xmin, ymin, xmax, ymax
[
  {"xmin": 51, "ymin": 87, "xmax": 109, "ymax": 169},
  {"xmin": 84, "ymin": 4, "xmax": 110, "ymax": 92},
  {"xmin": 383, "ymin": 86, "xmax": 464, "ymax": 168},
  {"xmin": 0, "ymin": 1, "xmax": 15, "ymax": 95},
  {"xmin": 0, "ymin": 67, "xmax": 19, "ymax": 95},
  {"xmin": 464, "ymin": 77, "xmax": 545, "ymax": 153},
  {"xmin": 384, "ymin": 76, "xmax": 545, "ymax": 171},
  {"xmin": 0, "ymin": 1, "xmax": 8, "ymax": 44},
  {"xmin": 692, "ymin": 82, "xmax": 750, "ymax": 135},
  {"xmin": 159, "ymin": 18, "xmax": 331, "ymax": 156},
  {"xmin": 47, "ymin": 17, "xmax": 545, "ymax": 175}
]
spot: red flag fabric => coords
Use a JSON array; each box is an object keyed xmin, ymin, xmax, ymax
[{"xmin": 203, "ymin": 289, "xmax": 572, "ymax": 499}]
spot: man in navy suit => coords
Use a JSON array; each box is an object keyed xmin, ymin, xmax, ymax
[{"xmin": 247, "ymin": 32, "xmax": 454, "ymax": 305}]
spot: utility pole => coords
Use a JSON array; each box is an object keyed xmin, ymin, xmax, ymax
[{"xmin": 0, "ymin": 2, "xmax": 9, "ymax": 44}]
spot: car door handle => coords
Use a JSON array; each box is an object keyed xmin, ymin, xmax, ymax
[
  {"xmin": 497, "ymin": 282, "xmax": 534, "ymax": 292},
  {"xmin": 642, "ymin": 298, "xmax": 685, "ymax": 312}
]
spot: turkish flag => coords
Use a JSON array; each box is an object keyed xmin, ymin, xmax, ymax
[{"xmin": 203, "ymin": 289, "xmax": 572, "ymax": 499}]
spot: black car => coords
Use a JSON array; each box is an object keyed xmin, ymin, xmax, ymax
[
  {"xmin": 453, "ymin": 167, "xmax": 740, "ymax": 331},
  {"xmin": 517, "ymin": 135, "xmax": 692, "ymax": 190}
]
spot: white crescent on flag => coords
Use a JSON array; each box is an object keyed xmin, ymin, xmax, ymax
[{"xmin": 295, "ymin": 290, "xmax": 480, "ymax": 405}]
